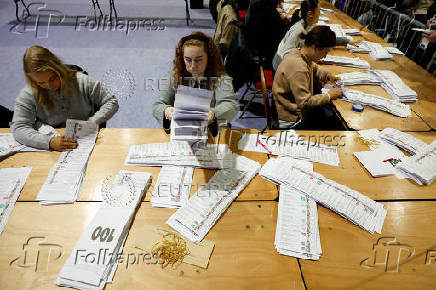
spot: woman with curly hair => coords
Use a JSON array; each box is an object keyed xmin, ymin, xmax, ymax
[
  {"xmin": 10, "ymin": 46, "xmax": 119, "ymax": 151},
  {"xmin": 152, "ymin": 31, "xmax": 237, "ymax": 136}
]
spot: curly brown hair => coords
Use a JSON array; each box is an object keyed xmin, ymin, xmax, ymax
[{"xmin": 172, "ymin": 31, "xmax": 226, "ymax": 90}]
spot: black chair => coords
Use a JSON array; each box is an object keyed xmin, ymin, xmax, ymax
[{"xmin": 0, "ymin": 105, "xmax": 14, "ymax": 128}]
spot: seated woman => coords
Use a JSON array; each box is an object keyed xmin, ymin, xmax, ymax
[
  {"xmin": 272, "ymin": 26, "xmax": 342, "ymax": 130},
  {"xmin": 152, "ymin": 31, "xmax": 238, "ymax": 136},
  {"xmin": 272, "ymin": 0, "xmax": 359, "ymax": 70},
  {"xmin": 10, "ymin": 46, "xmax": 119, "ymax": 151}
]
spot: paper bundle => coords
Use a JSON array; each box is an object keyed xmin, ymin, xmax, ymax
[
  {"xmin": 56, "ymin": 170, "xmax": 151, "ymax": 290},
  {"xmin": 379, "ymin": 128, "xmax": 428, "ymax": 155},
  {"xmin": 322, "ymin": 55, "xmax": 370, "ymax": 69},
  {"xmin": 371, "ymin": 70, "xmax": 418, "ymax": 102},
  {"xmin": 338, "ymin": 71, "xmax": 383, "ymax": 85}
]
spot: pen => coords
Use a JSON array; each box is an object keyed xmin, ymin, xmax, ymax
[
  {"xmin": 257, "ymin": 139, "xmax": 272, "ymax": 154},
  {"xmin": 383, "ymin": 158, "xmax": 393, "ymax": 162}
]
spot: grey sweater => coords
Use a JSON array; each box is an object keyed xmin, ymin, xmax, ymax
[
  {"xmin": 11, "ymin": 72, "xmax": 119, "ymax": 149},
  {"xmin": 152, "ymin": 74, "xmax": 238, "ymax": 126}
]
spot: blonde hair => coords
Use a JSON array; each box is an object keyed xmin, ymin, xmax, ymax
[{"xmin": 23, "ymin": 46, "xmax": 77, "ymax": 110}]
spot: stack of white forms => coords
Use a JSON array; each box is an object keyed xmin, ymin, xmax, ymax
[
  {"xmin": 125, "ymin": 142, "xmax": 233, "ymax": 169},
  {"xmin": 167, "ymin": 155, "xmax": 261, "ymax": 242},
  {"xmin": 57, "ymin": 170, "xmax": 151, "ymax": 290},
  {"xmin": 349, "ymin": 42, "xmax": 393, "ymax": 60},
  {"xmin": 342, "ymin": 88, "xmax": 411, "ymax": 117},
  {"xmin": 325, "ymin": 24, "xmax": 348, "ymax": 38},
  {"xmin": 338, "ymin": 72, "xmax": 383, "ymax": 85},
  {"xmin": 0, "ymin": 167, "xmax": 32, "ymax": 235},
  {"xmin": 344, "ymin": 28, "xmax": 361, "ymax": 35},
  {"xmin": 385, "ymin": 46, "xmax": 404, "ymax": 56},
  {"xmin": 171, "ymin": 85, "xmax": 212, "ymax": 143},
  {"xmin": 275, "ymin": 186, "xmax": 321, "ymax": 260},
  {"xmin": 397, "ymin": 141, "xmax": 436, "ymax": 185},
  {"xmin": 281, "ymin": 3, "xmax": 296, "ymax": 14},
  {"xmin": 347, "ymin": 43, "xmax": 371, "ymax": 53},
  {"xmin": 354, "ymin": 148, "xmax": 406, "ymax": 178},
  {"xmin": 260, "ymin": 157, "xmax": 386, "ymax": 234},
  {"xmin": 151, "ymin": 165, "xmax": 194, "ymax": 208},
  {"xmin": 379, "ymin": 128, "xmax": 429, "ymax": 155},
  {"xmin": 238, "ymin": 131, "xmax": 340, "ymax": 166},
  {"xmin": 36, "ymin": 120, "xmax": 98, "ymax": 205},
  {"xmin": 371, "ymin": 70, "xmax": 418, "ymax": 102},
  {"xmin": 322, "ymin": 55, "xmax": 370, "ymax": 69}
]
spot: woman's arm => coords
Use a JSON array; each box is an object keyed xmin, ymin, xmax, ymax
[
  {"xmin": 152, "ymin": 76, "xmax": 176, "ymax": 126},
  {"xmin": 211, "ymin": 75, "xmax": 238, "ymax": 123},
  {"xmin": 289, "ymin": 69, "xmax": 330, "ymax": 110}
]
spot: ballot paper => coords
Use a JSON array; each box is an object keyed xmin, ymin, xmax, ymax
[
  {"xmin": 135, "ymin": 225, "xmax": 215, "ymax": 269},
  {"xmin": 347, "ymin": 43, "xmax": 371, "ymax": 53},
  {"xmin": 371, "ymin": 70, "xmax": 418, "ymax": 102},
  {"xmin": 275, "ymin": 186, "xmax": 321, "ymax": 260},
  {"xmin": 325, "ymin": 24, "xmax": 348, "ymax": 38},
  {"xmin": 344, "ymin": 28, "xmax": 361, "ymax": 35},
  {"xmin": 379, "ymin": 128, "xmax": 428, "ymax": 155},
  {"xmin": 385, "ymin": 46, "xmax": 405, "ymax": 56},
  {"xmin": 151, "ymin": 166, "xmax": 194, "ymax": 208},
  {"xmin": 354, "ymin": 148, "xmax": 406, "ymax": 178},
  {"xmin": 172, "ymin": 85, "xmax": 212, "ymax": 143},
  {"xmin": 320, "ymin": 8, "xmax": 334, "ymax": 13},
  {"xmin": 281, "ymin": 3, "xmax": 296, "ymax": 14},
  {"xmin": 321, "ymin": 55, "xmax": 370, "ymax": 69},
  {"xmin": 0, "ymin": 167, "xmax": 31, "ymax": 235},
  {"xmin": 0, "ymin": 134, "xmax": 25, "ymax": 158},
  {"xmin": 125, "ymin": 142, "xmax": 234, "ymax": 169},
  {"xmin": 397, "ymin": 141, "xmax": 436, "ymax": 185},
  {"xmin": 365, "ymin": 42, "xmax": 393, "ymax": 60},
  {"xmin": 338, "ymin": 72, "xmax": 383, "ymax": 86},
  {"xmin": 318, "ymin": 16, "xmax": 330, "ymax": 23},
  {"xmin": 56, "ymin": 171, "xmax": 151, "ymax": 290},
  {"xmin": 36, "ymin": 120, "xmax": 98, "ymax": 205},
  {"xmin": 357, "ymin": 129, "xmax": 397, "ymax": 151},
  {"xmin": 167, "ymin": 157, "xmax": 261, "ymax": 242},
  {"xmin": 260, "ymin": 157, "xmax": 387, "ymax": 234},
  {"xmin": 238, "ymin": 131, "xmax": 340, "ymax": 166},
  {"xmin": 341, "ymin": 88, "xmax": 411, "ymax": 117}
]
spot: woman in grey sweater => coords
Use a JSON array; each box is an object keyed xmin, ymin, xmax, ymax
[
  {"xmin": 10, "ymin": 46, "xmax": 119, "ymax": 151},
  {"xmin": 152, "ymin": 32, "xmax": 237, "ymax": 136}
]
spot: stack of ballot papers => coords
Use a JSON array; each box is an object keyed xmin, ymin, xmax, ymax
[
  {"xmin": 318, "ymin": 16, "xmax": 330, "ymax": 23},
  {"xmin": 275, "ymin": 186, "xmax": 321, "ymax": 260},
  {"xmin": 260, "ymin": 157, "xmax": 387, "ymax": 234},
  {"xmin": 0, "ymin": 167, "xmax": 31, "ymax": 235},
  {"xmin": 385, "ymin": 46, "xmax": 405, "ymax": 56},
  {"xmin": 57, "ymin": 171, "xmax": 151, "ymax": 290},
  {"xmin": 347, "ymin": 43, "xmax": 371, "ymax": 53},
  {"xmin": 322, "ymin": 55, "xmax": 370, "ymax": 69},
  {"xmin": 171, "ymin": 85, "xmax": 212, "ymax": 143},
  {"xmin": 397, "ymin": 141, "xmax": 436, "ymax": 185},
  {"xmin": 371, "ymin": 70, "xmax": 418, "ymax": 102},
  {"xmin": 379, "ymin": 128, "xmax": 429, "ymax": 155},
  {"xmin": 365, "ymin": 42, "xmax": 393, "ymax": 60},
  {"xmin": 36, "ymin": 120, "xmax": 98, "ymax": 205},
  {"xmin": 151, "ymin": 166, "xmax": 194, "ymax": 208},
  {"xmin": 341, "ymin": 88, "xmax": 411, "ymax": 117},
  {"xmin": 358, "ymin": 128, "xmax": 398, "ymax": 151},
  {"xmin": 354, "ymin": 148, "xmax": 406, "ymax": 178},
  {"xmin": 325, "ymin": 24, "xmax": 348, "ymax": 38},
  {"xmin": 238, "ymin": 131, "xmax": 340, "ymax": 166},
  {"xmin": 344, "ymin": 28, "xmax": 361, "ymax": 35},
  {"xmin": 167, "ymin": 155, "xmax": 261, "ymax": 242},
  {"xmin": 338, "ymin": 72, "xmax": 383, "ymax": 85},
  {"xmin": 281, "ymin": 3, "xmax": 296, "ymax": 14},
  {"xmin": 125, "ymin": 142, "xmax": 234, "ymax": 169}
]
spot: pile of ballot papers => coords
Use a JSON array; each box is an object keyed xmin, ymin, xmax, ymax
[
  {"xmin": 342, "ymin": 88, "xmax": 411, "ymax": 117},
  {"xmin": 322, "ymin": 55, "xmax": 370, "ymax": 69},
  {"xmin": 338, "ymin": 71, "xmax": 383, "ymax": 85},
  {"xmin": 57, "ymin": 171, "xmax": 151, "ymax": 290},
  {"xmin": 379, "ymin": 128, "xmax": 429, "ymax": 155},
  {"xmin": 275, "ymin": 186, "xmax": 321, "ymax": 260},
  {"xmin": 347, "ymin": 43, "xmax": 371, "ymax": 53},
  {"xmin": 151, "ymin": 165, "xmax": 194, "ymax": 208},
  {"xmin": 171, "ymin": 85, "xmax": 212, "ymax": 144},
  {"xmin": 397, "ymin": 141, "xmax": 436, "ymax": 185},
  {"xmin": 0, "ymin": 167, "xmax": 32, "ymax": 235},
  {"xmin": 326, "ymin": 24, "xmax": 348, "ymax": 38},
  {"xmin": 344, "ymin": 28, "xmax": 361, "ymax": 35},
  {"xmin": 354, "ymin": 148, "xmax": 406, "ymax": 178},
  {"xmin": 125, "ymin": 142, "xmax": 234, "ymax": 169},
  {"xmin": 167, "ymin": 156, "xmax": 260, "ymax": 242},
  {"xmin": 281, "ymin": 3, "xmax": 296, "ymax": 13},
  {"xmin": 260, "ymin": 157, "xmax": 386, "ymax": 234},
  {"xmin": 36, "ymin": 120, "xmax": 98, "ymax": 205},
  {"xmin": 348, "ymin": 41, "xmax": 393, "ymax": 60},
  {"xmin": 371, "ymin": 70, "xmax": 418, "ymax": 102}
]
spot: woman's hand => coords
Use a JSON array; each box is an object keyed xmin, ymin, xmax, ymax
[
  {"xmin": 348, "ymin": 39, "xmax": 360, "ymax": 47},
  {"xmin": 328, "ymin": 88, "xmax": 343, "ymax": 100},
  {"xmin": 206, "ymin": 110, "xmax": 215, "ymax": 125},
  {"xmin": 328, "ymin": 75, "xmax": 341, "ymax": 83},
  {"xmin": 164, "ymin": 107, "xmax": 174, "ymax": 120},
  {"xmin": 49, "ymin": 136, "xmax": 77, "ymax": 151}
]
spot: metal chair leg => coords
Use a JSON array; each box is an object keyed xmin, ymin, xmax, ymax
[{"xmin": 239, "ymin": 89, "xmax": 257, "ymax": 119}]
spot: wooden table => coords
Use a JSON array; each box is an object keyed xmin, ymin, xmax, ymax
[
  {"xmin": 264, "ymin": 130, "xmax": 436, "ymax": 200},
  {"xmin": 0, "ymin": 128, "xmax": 278, "ymax": 201},
  {"xmin": 300, "ymin": 201, "xmax": 436, "ymax": 289},
  {"xmin": 0, "ymin": 202, "xmax": 304, "ymax": 290}
]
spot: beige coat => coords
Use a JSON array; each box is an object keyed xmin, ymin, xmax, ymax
[
  {"xmin": 272, "ymin": 48, "xmax": 332, "ymax": 122},
  {"xmin": 213, "ymin": 0, "xmax": 238, "ymax": 48}
]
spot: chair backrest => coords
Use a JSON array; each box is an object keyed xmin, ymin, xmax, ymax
[
  {"xmin": 0, "ymin": 105, "xmax": 14, "ymax": 128},
  {"xmin": 259, "ymin": 66, "xmax": 278, "ymax": 130}
]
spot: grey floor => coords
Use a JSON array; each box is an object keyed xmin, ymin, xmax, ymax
[{"xmin": 0, "ymin": 0, "xmax": 267, "ymax": 130}]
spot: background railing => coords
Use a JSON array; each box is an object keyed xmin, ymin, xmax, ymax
[{"xmin": 331, "ymin": 0, "xmax": 436, "ymax": 75}]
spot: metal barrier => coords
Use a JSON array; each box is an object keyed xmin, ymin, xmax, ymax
[{"xmin": 331, "ymin": 0, "xmax": 436, "ymax": 75}]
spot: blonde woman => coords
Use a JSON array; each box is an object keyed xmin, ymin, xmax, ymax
[{"xmin": 11, "ymin": 46, "xmax": 119, "ymax": 151}]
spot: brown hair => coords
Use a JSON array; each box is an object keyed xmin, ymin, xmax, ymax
[
  {"xmin": 23, "ymin": 46, "xmax": 77, "ymax": 110},
  {"xmin": 300, "ymin": 25, "xmax": 336, "ymax": 48},
  {"xmin": 172, "ymin": 31, "xmax": 226, "ymax": 90}
]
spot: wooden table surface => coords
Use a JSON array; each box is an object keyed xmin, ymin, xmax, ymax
[
  {"xmin": 0, "ymin": 128, "xmax": 278, "ymax": 201},
  {"xmin": 0, "ymin": 202, "xmax": 304, "ymax": 290},
  {"xmin": 265, "ymin": 130, "xmax": 436, "ymax": 200}
]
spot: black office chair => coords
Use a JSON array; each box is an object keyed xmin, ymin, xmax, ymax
[{"xmin": 0, "ymin": 105, "xmax": 14, "ymax": 128}]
